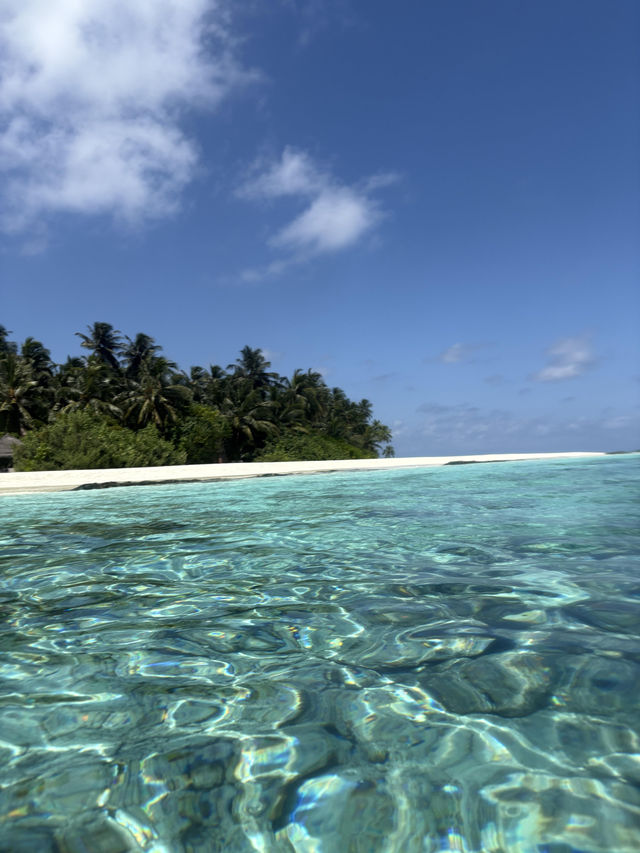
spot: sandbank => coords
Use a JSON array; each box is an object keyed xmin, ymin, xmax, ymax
[{"xmin": 0, "ymin": 452, "xmax": 606, "ymax": 496}]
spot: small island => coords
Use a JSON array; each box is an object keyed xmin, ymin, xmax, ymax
[{"xmin": 0, "ymin": 323, "xmax": 394, "ymax": 471}]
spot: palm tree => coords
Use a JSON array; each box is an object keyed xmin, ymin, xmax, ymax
[
  {"xmin": 0, "ymin": 352, "xmax": 41, "ymax": 434},
  {"xmin": 120, "ymin": 357, "xmax": 191, "ymax": 432},
  {"xmin": 76, "ymin": 322, "xmax": 123, "ymax": 371},
  {"xmin": 187, "ymin": 364, "xmax": 227, "ymax": 406},
  {"xmin": 272, "ymin": 369, "xmax": 327, "ymax": 433},
  {"xmin": 220, "ymin": 381, "xmax": 278, "ymax": 460},
  {"xmin": 204, "ymin": 364, "xmax": 228, "ymax": 408},
  {"xmin": 292, "ymin": 369, "xmax": 327, "ymax": 421},
  {"xmin": 58, "ymin": 358, "xmax": 123, "ymax": 419},
  {"xmin": 361, "ymin": 419, "xmax": 393, "ymax": 454},
  {"xmin": 188, "ymin": 366, "xmax": 209, "ymax": 403},
  {"xmin": 21, "ymin": 337, "xmax": 53, "ymax": 375},
  {"xmin": 18, "ymin": 338, "xmax": 55, "ymax": 423},
  {"xmin": 0, "ymin": 326, "xmax": 17, "ymax": 355},
  {"xmin": 228, "ymin": 346, "xmax": 278, "ymax": 394},
  {"xmin": 55, "ymin": 356, "xmax": 85, "ymax": 407},
  {"xmin": 122, "ymin": 333, "xmax": 162, "ymax": 380}
]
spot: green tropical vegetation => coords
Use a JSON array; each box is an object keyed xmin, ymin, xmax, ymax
[
  {"xmin": 15, "ymin": 411, "xmax": 185, "ymax": 471},
  {"xmin": 0, "ymin": 323, "xmax": 393, "ymax": 470},
  {"xmin": 255, "ymin": 433, "xmax": 377, "ymax": 462}
]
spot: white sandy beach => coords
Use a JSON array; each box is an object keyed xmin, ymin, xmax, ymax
[{"xmin": 0, "ymin": 452, "xmax": 606, "ymax": 496}]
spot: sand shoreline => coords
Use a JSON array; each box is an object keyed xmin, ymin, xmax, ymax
[{"xmin": 0, "ymin": 452, "xmax": 606, "ymax": 496}]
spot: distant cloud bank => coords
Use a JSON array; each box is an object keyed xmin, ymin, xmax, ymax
[
  {"xmin": 533, "ymin": 336, "xmax": 594, "ymax": 382},
  {"xmin": 0, "ymin": 0, "xmax": 254, "ymax": 233},
  {"xmin": 402, "ymin": 400, "xmax": 638, "ymax": 456}
]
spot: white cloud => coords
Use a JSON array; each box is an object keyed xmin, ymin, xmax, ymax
[
  {"xmin": 432, "ymin": 342, "xmax": 490, "ymax": 365},
  {"xmin": 272, "ymin": 186, "xmax": 379, "ymax": 253},
  {"xmin": 261, "ymin": 348, "xmax": 284, "ymax": 364},
  {"xmin": 438, "ymin": 343, "xmax": 466, "ymax": 364},
  {"xmin": 239, "ymin": 255, "xmax": 299, "ymax": 283},
  {"xmin": 239, "ymin": 147, "xmax": 324, "ymax": 199},
  {"xmin": 0, "ymin": 0, "xmax": 254, "ymax": 232},
  {"xmin": 533, "ymin": 336, "xmax": 594, "ymax": 382},
  {"xmin": 239, "ymin": 146, "xmax": 393, "ymax": 270}
]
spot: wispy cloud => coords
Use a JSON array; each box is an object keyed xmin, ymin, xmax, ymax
[
  {"xmin": 533, "ymin": 336, "xmax": 594, "ymax": 382},
  {"xmin": 412, "ymin": 402, "xmax": 561, "ymax": 453},
  {"xmin": 238, "ymin": 147, "xmax": 396, "ymax": 277},
  {"xmin": 402, "ymin": 401, "xmax": 639, "ymax": 455},
  {"xmin": 429, "ymin": 342, "xmax": 491, "ymax": 365},
  {"xmin": 484, "ymin": 373, "xmax": 505, "ymax": 386},
  {"xmin": 279, "ymin": 0, "xmax": 358, "ymax": 48},
  {"xmin": 0, "ymin": 0, "xmax": 255, "ymax": 235},
  {"xmin": 602, "ymin": 413, "xmax": 638, "ymax": 431},
  {"xmin": 261, "ymin": 347, "xmax": 284, "ymax": 364},
  {"xmin": 438, "ymin": 343, "xmax": 468, "ymax": 364}
]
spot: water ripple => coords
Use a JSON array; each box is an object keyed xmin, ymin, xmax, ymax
[{"xmin": 0, "ymin": 455, "xmax": 639, "ymax": 851}]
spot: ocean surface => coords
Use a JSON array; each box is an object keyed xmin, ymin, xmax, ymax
[{"xmin": 1, "ymin": 455, "xmax": 639, "ymax": 853}]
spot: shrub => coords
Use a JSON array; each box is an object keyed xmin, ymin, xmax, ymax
[
  {"xmin": 254, "ymin": 431, "xmax": 377, "ymax": 462},
  {"xmin": 175, "ymin": 404, "xmax": 229, "ymax": 464},
  {"xmin": 14, "ymin": 410, "xmax": 185, "ymax": 471}
]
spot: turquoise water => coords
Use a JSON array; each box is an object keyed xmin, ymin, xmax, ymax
[{"xmin": 1, "ymin": 456, "xmax": 639, "ymax": 853}]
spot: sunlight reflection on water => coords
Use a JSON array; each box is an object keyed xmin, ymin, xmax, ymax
[{"xmin": 1, "ymin": 456, "xmax": 639, "ymax": 852}]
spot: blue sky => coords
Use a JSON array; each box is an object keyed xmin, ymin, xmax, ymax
[{"xmin": 1, "ymin": 0, "xmax": 638, "ymax": 455}]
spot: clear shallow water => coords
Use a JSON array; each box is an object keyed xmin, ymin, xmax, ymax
[{"xmin": 1, "ymin": 456, "xmax": 639, "ymax": 853}]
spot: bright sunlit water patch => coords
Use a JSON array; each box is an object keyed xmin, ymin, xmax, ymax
[{"xmin": 1, "ymin": 455, "xmax": 639, "ymax": 852}]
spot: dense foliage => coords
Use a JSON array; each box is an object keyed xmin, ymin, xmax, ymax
[
  {"xmin": 1, "ymin": 323, "xmax": 393, "ymax": 469},
  {"xmin": 255, "ymin": 432, "xmax": 377, "ymax": 462},
  {"xmin": 14, "ymin": 411, "xmax": 185, "ymax": 471}
]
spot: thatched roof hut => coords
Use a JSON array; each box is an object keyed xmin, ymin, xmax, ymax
[{"xmin": 0, "ymin": 434, "xmax": 22, "ymax": 471}]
